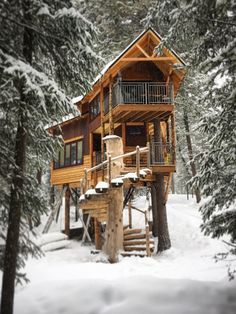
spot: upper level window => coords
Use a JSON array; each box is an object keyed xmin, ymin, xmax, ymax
[
  {"xmin": 54, "ymin": 139, "xmax": 83, "ymax": 169},
  {"xmin": 90, "ymin": 95, "xmax": 100, "ymax": 120}
]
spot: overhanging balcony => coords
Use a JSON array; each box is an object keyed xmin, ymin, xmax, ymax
[{"xmin": 104, "ymin": 81, "xmax": 174, "ymax": 123}]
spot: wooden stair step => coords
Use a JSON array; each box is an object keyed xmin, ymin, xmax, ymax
[
  {"xmin": 124, "ymin": 233, "xmax": 147, "ymax": 240},
  {"xmin": 123, "ymin": 228, "xmax": 142, "ymax": 235},
  {"xmin": 124, "ymin": 246, "xmax": 154, "ymax": 252},
  {"xmin": 124, "ymin": 246, "xmax": 150, "ymax": 252},
  {"xmin": 124, "ymin": 240, "xmax": 154, "ymax": 246},
  {"xmin": 120, "ymin": 252, "xmax": 147, "ymax": 257}
]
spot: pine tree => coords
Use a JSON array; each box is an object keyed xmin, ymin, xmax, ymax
[
  {"xmin": 0, "ymin": 1, "xmax": 99, "ymax": 313},
  {"xmin": 145, "ymin": 0, "xmax": 236, "ymax": 275}
]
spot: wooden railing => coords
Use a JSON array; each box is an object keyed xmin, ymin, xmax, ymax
[
  {"xmin": 150, "ymin": 141, "xmax": 174, "ymax": 165},
  {"xmin": 81, "ymin": 146, "xmax": 149, "ymax": 193},
  {"xmin": 112, "ymin": 81, "xmax": 174, "ymax": 107},
  {"xmin": 128, "ymin": 203, "xmax": 151, "ymax": 257}
]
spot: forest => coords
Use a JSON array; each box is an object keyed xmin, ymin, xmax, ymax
[{"xmin": 0, "ymin": 1, "xmax": 235, "ymax": 314}]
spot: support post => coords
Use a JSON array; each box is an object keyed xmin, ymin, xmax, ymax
[
  {"xmin": 170, "ymin": 113, "xmax": 176, "ymax": 166},
  {"xmin": 136, "ymin": 145, "xmax": 140, "ymax": 177},
  {"xmin": 65, "ymin": 187, "xmax": 70, "ymax": 238},
  {"xmin": 84, "ymin": 169, "xmax": 88, "ymax": 192},
  {"xmin": 128, "ymin": 198, "xmax": 132, "ymax": 229},
  {"xmin": 94, "ymin": 218, "xmax": 102, "ymax": 250},
  {"xmin": 108, "ymin": 76, "xmax": 114, "ymax": 135},
  {"xmin": 155, "ymin": 174, "xmax": 171, "ymax": 252},
  {"xmin": 104, "ymin": 187, "xmax": 123, "ymax": 263}
]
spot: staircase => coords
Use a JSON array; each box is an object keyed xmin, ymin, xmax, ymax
[{"xmin": 122, "ymin": 227, "xmax": 155, "ymax": 257}]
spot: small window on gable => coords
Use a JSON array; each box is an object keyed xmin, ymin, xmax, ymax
[{"xmin": 90, "ymin": 95, "xmax": 100, "ymax": 120}]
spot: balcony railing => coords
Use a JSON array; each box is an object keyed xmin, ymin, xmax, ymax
[
  {"xmin": 104, "ymin": 81, "xmax": 174, "ymax": 114},
  {"xmin": 150, "ymin": 141, "xmax": 174, "ymax": 165},
  {"xmin": 113, "ymin": 81, "xmax": 173, "ymax": 107}
]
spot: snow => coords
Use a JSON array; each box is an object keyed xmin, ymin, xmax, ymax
[
  {"xmin": 111, "ymin": 178, "xmax": 124, "ymax": 184},
  {"xmin": 102, "ymin": 134, "xmax": 121, "ymax": 141},
  {"xmin": 124, "ymin": 172, "xmax": 138, "ymax": 179},
  {"xmin": 37, "ymin": 232, "xmax": 68, "ymax": 247},
  {"xmin": 95, "ymin": 181, "xmax": 109, "ymax": 189},
  {"xmin": 85, "ymin": 188, "xmax": 97, "ymax": 195},
  {"xmin": 72, "ymin": 95, "xmax": 83, "ymax": 104},
  {"xmin": 1, "ymin": 195, "xmax": 236, "ymax": 314}
]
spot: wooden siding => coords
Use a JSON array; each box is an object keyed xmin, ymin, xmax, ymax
[
  {"xmin": 121, "ymin": 61, "xmax": 164, "ymax": 81},
  {"xmin": 51, "ymin": 155, "xmax": 91, "ymax": 186},
  {"xmin": 62, "ymin": 117, "xmax": 89, "ymax": 155}
]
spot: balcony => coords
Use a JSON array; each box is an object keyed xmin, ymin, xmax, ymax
[
  {"xmin": 104, "ymin": 81, "xmax": 174, "ymax": 123},
  {"xmin": 150, "ymin": 142, "xmax": 174, "ymax": 165}
]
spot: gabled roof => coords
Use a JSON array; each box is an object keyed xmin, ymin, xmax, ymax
[
  {"xmin": 76, "ymin": 27, "xmax": 186, "ymax": 105},
  {"xmin": 93, "ymin": 27, "xmax": 186, "ymax": 86}
]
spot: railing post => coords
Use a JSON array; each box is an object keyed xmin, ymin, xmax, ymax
[
  {"xmin": 147, "ymin": 142, "xmax": 151, "ymax": 167},
  {"xmin": 128, "ymin": 198, "xmax": 132, "ymax": 229},
  {"xmin": 107, "ymin": 154, "xmax": 111, "ymax": 186},
  {"xmin": 145, "ymin": 82, "xmax": 148, "ymax": 104},
  {"xmin": 136, "ymin": 145, "xmax": 140, "ymax": 177},
  {"xmin": 84, "ymin": 168, "xmax": 88, "ymax": 192},
  {"xmin": 145, "ymin": 211, "xmax": 151, "ymax": 257},
  {"xmin": 171, "ymin": 82, "xmax": 174, "ymax": 103},
  {"xmin": 80, "ymin": 178, "xmax": 84, "ymax": 195}
]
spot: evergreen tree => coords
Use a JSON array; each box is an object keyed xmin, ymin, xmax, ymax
[
  {"xmin": 77, "ymin": 0, "xmax": 152, "ymax": 60},
  {"xmin": 146, "ymin": 0, "xmax": 236, "ymax": 275},
  {"xmin": 0, "ymin": 1, "xmax": 99, "ymax": 313}
]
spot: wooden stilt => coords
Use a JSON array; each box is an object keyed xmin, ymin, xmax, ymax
[
  {"xmin": 94, "ymin": 218, "xmax": 102, "ymax": 250},
  {"xmin": 128, "ymin": 198, "xmax": 132, "ymax": 229},
  {"xmin": 65, "ymin": 187, "xmax": 70, "ymax": 238}
]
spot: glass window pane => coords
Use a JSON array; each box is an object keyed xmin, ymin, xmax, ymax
[
  {"xmin": 71, "ymin": 143, "xmax": 76, "ymax": 165},
  {"xmin": 59, "ymin": 148, "xmax": 64, "ymax": 167},
  {"xmin": 65, "ymin": 144, "xmax": 70, "ymax": 166},
  {"xmin": 77, "ymin": 141, "xmax": 83, "ymax": 164}
]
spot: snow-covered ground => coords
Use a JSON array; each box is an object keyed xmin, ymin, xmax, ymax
[{"xmin": 3, "ymin": 195, "xmax": 236, "ymax": 313}]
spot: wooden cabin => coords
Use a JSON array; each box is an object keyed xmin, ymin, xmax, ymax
[{"xmin": 48, "ymin": 28, "xmax": 186, "ymax": 259}]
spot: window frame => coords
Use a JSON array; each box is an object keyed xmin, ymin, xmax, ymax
[
  {"xmin": 89, "ymin": 95, "xmax": 100, "ymax": 121},
  {"xmin": 54, "ymin": 139, "xmax": 83, "ymax": 169}
]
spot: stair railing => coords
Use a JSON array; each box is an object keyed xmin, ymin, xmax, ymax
[
  {"xmin": 130, "ymin": 205, "xmax": 151, "ymax": 257},
  {"xmin": 82, "ymin": 146, "xmax": 149, "ymax": 192}
]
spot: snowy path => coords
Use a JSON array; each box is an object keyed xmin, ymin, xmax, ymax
[{"xmin": 3, "ymin": 195, "xmax": 236, "ymax": 313}]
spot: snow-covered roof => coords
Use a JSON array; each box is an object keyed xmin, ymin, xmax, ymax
[
  {"xmin": 47, "ymin": 112, "xmax": 81, "ymax": 129},
  {"xmin": 72, "ymin": 95, "xmax": 83, "ymax": 104}
]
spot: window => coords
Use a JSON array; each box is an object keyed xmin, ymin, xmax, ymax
[
  {"xmin": 54, "ymin": 139, "xmax": 83, "ymax": 169},
  {"xmin": 90, "ymin": 96, "xmax": 100, "ymax": 120},
  {"xmin": 77, "ymin": 140, "xmax": 83, "ymax": 164},
  {"xmin": 126, "ymin": 125, "xmax": 146, "ymax": 147}
]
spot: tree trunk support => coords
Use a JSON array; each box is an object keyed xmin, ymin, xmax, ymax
[{"xmin": 104, "ymin": 187, "xmax": 123, "ymax": 263}]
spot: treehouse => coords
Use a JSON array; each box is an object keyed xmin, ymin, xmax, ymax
[{"xmin": 47, "ymin": 28, "xmax": 186, "ymax": 260}]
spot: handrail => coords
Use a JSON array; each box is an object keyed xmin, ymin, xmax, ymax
[
  {"xmin": 129, "ymin": 205, "xmax": 151, "ymax": 256},
  {"xmin": 87, "ymin": 146, "xmax": 149, "ymax": 174}
]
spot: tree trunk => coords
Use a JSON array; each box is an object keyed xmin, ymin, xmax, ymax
[
  {"xmin": 104, "ymin": 187, "xmax": 123, "ymax": 263},
  {"xmin": 0, "ymin": 110, "xmax": 27, "ymax": 314},
  {"xmin": 1, "ymin": 2, "xmax": 32, "ymax": 313},
  {"xmin": 156, "ymin": 174, "xmax": 171, "ymax": 252},
  {"xmin": 183, "ymin": 109, "xmax": 201, "ymax": 203},
  {"xmin": 151, "ymin": 183, "xmax": 158, "ymax": 237},
  {"xmin": 151, "ymin": 118, "xmax": 171, "ymax": 252}
]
